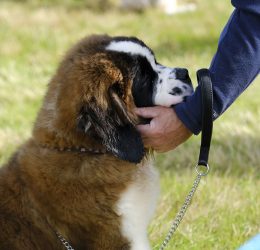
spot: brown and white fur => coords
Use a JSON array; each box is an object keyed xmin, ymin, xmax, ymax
[{"xmin": 0, "ymin": 35, "xmax": 193, "ymax": 250}]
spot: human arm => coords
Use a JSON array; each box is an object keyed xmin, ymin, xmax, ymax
[{"xmin": 175, "ymin": 0, "xmax": 260, "ymax": 135}]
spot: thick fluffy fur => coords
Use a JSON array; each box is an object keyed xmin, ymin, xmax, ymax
[{"xmin": 0, "ymin": 35, "xmax": 192, "ymax": 250}]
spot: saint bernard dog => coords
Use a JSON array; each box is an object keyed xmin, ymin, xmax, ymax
[{"xmin": 0, "ymin": 35, "xmax": 193, "ymax": 250}]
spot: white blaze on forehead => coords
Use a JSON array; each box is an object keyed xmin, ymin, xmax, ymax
[{"xmin": 106, "ymin": 40, "xmax": 157, "ymax": 70}]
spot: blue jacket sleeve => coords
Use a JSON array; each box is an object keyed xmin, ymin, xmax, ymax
[{"xmin": 175, "ymin": 0, "xmax": 260, "ymax": 135}]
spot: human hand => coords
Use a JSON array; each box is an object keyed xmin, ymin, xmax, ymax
[{"xmin": 135, "ymin": 106, "xmax": 192, "ymax": 152}]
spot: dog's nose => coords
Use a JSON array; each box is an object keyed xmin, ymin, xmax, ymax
[
  {"xmin": 175, "ymin": 68, "xmax": 191, "ymax": 82},
  {"xmin": 176, "ymin": 68, "xmax": 189, "ymax": 79}
]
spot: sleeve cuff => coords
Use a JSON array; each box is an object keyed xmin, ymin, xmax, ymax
[{"xmin": 174, "ymin": 85, "xmax": 203, "ymax": 135}]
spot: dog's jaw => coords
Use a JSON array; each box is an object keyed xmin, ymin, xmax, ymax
[{"xmin": 153, "ymin": 66, "xmax": 193, "ymax": 107}]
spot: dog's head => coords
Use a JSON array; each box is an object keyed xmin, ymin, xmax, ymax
[{"xmin": 34, "ymin": 35, "xmax": 193, "ymax": 163}]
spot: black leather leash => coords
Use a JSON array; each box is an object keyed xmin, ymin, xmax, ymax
[
  {"xmin": 159, "ymin": 68, "xmax": 214, "ymax": 250},
  {"xmin": 197, "ymin": 68, "xmax": 213, "ymax": 170}
]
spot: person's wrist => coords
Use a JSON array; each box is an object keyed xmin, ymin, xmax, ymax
[{"xmin": 174, "ymin": 103, "xmax": 200, "ymax": 135}]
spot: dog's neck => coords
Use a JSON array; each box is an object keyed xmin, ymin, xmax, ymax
[{"xmin": 33, "ymin": 125, "xmax": 107, "ymax": 155}]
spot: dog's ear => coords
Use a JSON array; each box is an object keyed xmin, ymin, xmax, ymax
[
  {"xmin": 77, "ymin": 113, "xmax": 92, "ymax": 133},
  {"xmin": 107, "ymin": 86, "xmax": 145, "ymax": 163},
  {"xmin": 76, "ymin": 56, "xmax": 145, "ymax": 163},
  {"xmin": 79, "ymin": 85, "xmax": 144, "ymax": 164}
]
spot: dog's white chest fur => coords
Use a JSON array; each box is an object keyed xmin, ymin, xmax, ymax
[{"xmin": 116, "ymin": 161, "xmax": 160, "ymax": 250}]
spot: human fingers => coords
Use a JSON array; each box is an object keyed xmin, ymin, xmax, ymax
[{"xmin": 134, "ymin": 106, "xmax": 165, "ymax": 119}]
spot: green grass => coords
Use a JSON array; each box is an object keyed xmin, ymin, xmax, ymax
[{"xmin": 0, "ymin": 1, "xmax": 260, "ymax": 249}]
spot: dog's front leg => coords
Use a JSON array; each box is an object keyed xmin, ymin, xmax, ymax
[{"xmin": 116, "ymin": 163, "xmax": 160, "ymax": 250}]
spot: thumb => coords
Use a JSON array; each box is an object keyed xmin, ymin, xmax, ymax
[{"xmin": 134, "ymin": 106, "xmax": 162, "ymax": 119}]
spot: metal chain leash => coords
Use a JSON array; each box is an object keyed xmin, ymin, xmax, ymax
[
  {"xmin": 56, "ymin": 231, "xmax": 75, "ymax": 250},
  {"xmin": 158, "ymin": 164, "xmax": 209, "ymax": 250}
]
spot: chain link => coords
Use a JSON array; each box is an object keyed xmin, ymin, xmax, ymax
[
  {"xmin": 159, "ymin": 164, "xmax": 209, "ymax": 250},
  {"xmin": 56, "ymin": 232, "xmax": 75, "ymax": 250}
]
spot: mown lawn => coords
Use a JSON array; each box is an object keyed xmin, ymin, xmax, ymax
[{"xmin": 0, "ymin": 0, "xmax": 259, "ymax": 249}]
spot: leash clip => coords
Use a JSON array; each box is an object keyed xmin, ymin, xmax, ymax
[{"xmin": 195, "ymin": 163, "xmax": 210, "ymax": 176}]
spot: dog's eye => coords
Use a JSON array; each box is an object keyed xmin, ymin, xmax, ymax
[{"xmin": 111, "ymin": 82, "xmax": 124, "ymax": 97}]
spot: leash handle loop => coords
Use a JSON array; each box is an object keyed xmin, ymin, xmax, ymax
[{"xmin": 196, "ymin": 69, "xmax": 213, "ymax": 167}]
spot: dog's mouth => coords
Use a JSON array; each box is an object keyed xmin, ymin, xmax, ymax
[
  {"xmin": 150, "ymin": 67, "xmax": 193, "ymax": 107},
  {"xmin": 183, "ymin": 95, "xmax": 189, "ymax": 102}
]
